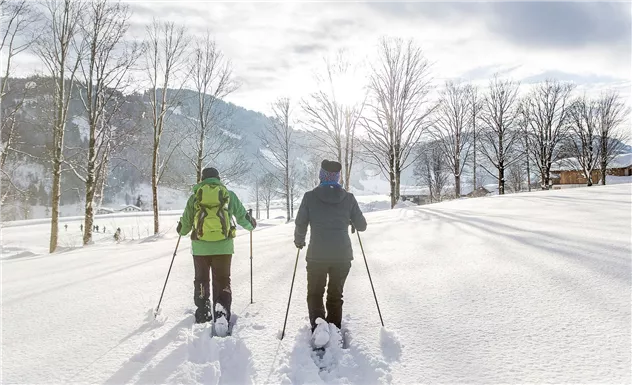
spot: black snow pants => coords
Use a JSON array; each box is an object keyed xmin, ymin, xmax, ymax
[
  {"xmin": 306, "ymin": 260, "xmax": 351, "ymax": 330},
  {"xmin": 193, "ymin": 254, "xmax": 232, "ymax": 322}
]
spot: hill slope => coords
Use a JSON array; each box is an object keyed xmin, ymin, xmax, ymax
[{"xmin": 2, "ymin": 184, "xmax": 630, "ymax": 383}]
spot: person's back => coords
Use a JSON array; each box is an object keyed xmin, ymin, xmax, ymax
[
  {"xmin": 294, "ymin": 160, "xmax": 367, "ymax": 345},
  {"xmin": 178, "ymin": 167, "xmax": 255, "ymax": 335},
  {"xmin": 296, "ymin": 184, "xmax": 366, "ymax": 263}
]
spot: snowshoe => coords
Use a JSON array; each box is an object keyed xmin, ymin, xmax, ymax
[
  {"xmin": 213, "ymin": 303, "xmax": 230, "ymax": 337},
  {"xmin": 311, "ymin": 318, "xmax": 330, "ymax": 348}
]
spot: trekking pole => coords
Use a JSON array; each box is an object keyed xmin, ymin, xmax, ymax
[
  {"xmin": 280, "ymin": 248, "xmax": 301, "ymax": 340},
  {"xmin": 154, "ymin": 235, "xmax": 181, "ymax": 318},
  {"xmin": 249, "ymin": 209, "xmax": 254, "ymax": 304},
  {"xmin": 357, "ymin": 232, "xmax": 384, "ymax": 327}
]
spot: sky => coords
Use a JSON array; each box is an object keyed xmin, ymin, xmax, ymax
[{"xmin": 9, "ymin": 1, "xmax": 632, "ymax": 118}]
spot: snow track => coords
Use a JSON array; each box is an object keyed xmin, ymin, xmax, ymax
[
  {"xmin": 275, "ymin": 318, "xmax": 396, "ymax": 384},
  {"xmin": 105, "ymin": 311, "xmax": 256, "ymax": 385}
]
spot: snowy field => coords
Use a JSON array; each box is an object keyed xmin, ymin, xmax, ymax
[{"xmin": 2, "ymin": 184, "xmax": 630, "ymax": 383}]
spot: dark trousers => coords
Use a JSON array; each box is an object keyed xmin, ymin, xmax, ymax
[
  {"xmin": 306, "ymin": 260, "xmax": 351, "ymax": 330},
  {"xmin": 193, "ymin": 254, "xmax": 232, "ymax": 321}
]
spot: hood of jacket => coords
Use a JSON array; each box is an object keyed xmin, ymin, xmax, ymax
[
  {"xmin": 313, "ymin": 184, "xmax": 347, "ymax": 204},
  {"xmin": 192, "ymin": 177, "xmax": 224, "ymax": 193}
]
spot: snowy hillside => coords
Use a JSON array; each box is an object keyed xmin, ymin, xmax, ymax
[{"xmin": 2, "ymin": 184, "xmax": 630, "ymax": 383}]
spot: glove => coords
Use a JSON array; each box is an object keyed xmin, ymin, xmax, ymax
[
  {"xmin": 350, "ymin": 222, "xmax": 356, "ymax": 234},
  {"xmin": 295, "ymin": 241, "xmax": 305, "ymax": 250},
  {"xmin": 246, "ymin": 212, "xmax": 257, "ymax": 230},
  {"xmin": 176, "ymin": 221, "xmax": 182, "ymax": 234}
]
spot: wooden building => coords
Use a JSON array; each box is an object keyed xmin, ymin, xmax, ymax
[{"xmin": 550, "ymin": 153, "xmax": 632, "ymax": 185}]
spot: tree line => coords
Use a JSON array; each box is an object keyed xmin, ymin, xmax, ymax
[{"xmin": 1, "ymin": 0, "xmax": 629, "ymax": 254}]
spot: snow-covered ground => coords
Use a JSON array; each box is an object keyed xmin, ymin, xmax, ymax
[{"xmin": 2, "ymin": 184, "xmax": 630, "ymax": 383}]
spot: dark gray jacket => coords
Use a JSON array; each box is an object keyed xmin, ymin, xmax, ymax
[{"xmin": 294, "ymin": 185, "xmax": 367, "ymax": 262}]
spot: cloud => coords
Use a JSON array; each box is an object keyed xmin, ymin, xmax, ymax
[
  {"xmin": 521, "ymin": 70, "xmax": 622, "ymax": 85},
  {"xmin": 368, "ymin": 2, "xmax": 631, "ymax": 50},
  {"xmin": 459, "ymin": 64, "xmax": 524, "ymax": 81},
  {"xmin": 291, "ymin": 43, "xmax": 328, "ymax": 55},
  {"xmin": 485, "ymin": 2, "xmax": 631, "ymax": 50}
]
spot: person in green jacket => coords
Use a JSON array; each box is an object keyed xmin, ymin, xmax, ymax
[{"xmin": 177, "ymin": 167, "xmax": 256, "ymax": 332}]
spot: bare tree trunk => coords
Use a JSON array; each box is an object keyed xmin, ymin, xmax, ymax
[
  {"xmin": 526, "ymin": 157, "xmax": 531, "ymax": 191},
  {"xmin": 394, "ymin": 167, "xmax": 402, "ymax": 205},
  {"xmin": 152, "ymin": 142, "xmax": 159, "ymax": 233},
  {"xmin": 389, "ymin": 165, "xmax": 396, "ymax": 208},
  {"xmin": 83, "ymin": 138, "xmax": 96, "ymax": 244},
  {"xmin": 472, "ymin": 105, "xmax": 477, "ymax": 191},
  {"xmin": 49, "ymin": 152, "xmax": 62, "ymax": 252},
  {"xmin": 254, "ymin": 179, "xmax": 260, "ymax": 219},
  {"xmin": 196, "ymin": 125, "xmax": 204, "ymax": 182},
  {"xmin": 498, "ymin": 160, "xmax": 505, "ymax": 195},
  {"xmin": 285, "ymin": 153, "xmax": 291, "ymax": 221}
]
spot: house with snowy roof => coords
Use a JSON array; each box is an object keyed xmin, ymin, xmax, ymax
[
  {"xmin": 550, "ymin": 153, "xmax": 632, "ymax": 186},
  {"xmin": 118, "ymin": 205, "xmax": 141, "ymax": 212},
  {"xmin": 400, "ymin": 186, "xmax": 431, "ymax": 204}
]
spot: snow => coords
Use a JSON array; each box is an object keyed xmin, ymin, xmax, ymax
[
  {"xmin": 2, "ymin": 183, "xmax": 631, "ymax": 383},
  {"xmin": 169, "ymin": 105, "xmax": 183, "ymax": 116},
  {"xmin": 72, "ymin": 116, "xmax": 90, "ymax": 141},
  {"xmin": 221, "ymin": 129, "xmax": 242, "ymax": 140}
]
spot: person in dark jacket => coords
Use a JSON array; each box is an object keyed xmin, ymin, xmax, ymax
[{"xmin": 294, "ymin": 159, "xmax": 367, "ymax": 335}]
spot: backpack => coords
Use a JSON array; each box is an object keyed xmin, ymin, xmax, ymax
[{"xmin": 193, "ymin": 183, "xmax": 236, "ymax": 242}]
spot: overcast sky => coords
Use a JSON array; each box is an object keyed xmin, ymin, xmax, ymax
[{"xmin": 13, "ymin": 1, "xmax": 632, "ymax": 116}]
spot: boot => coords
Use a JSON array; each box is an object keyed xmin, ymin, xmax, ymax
[
  {"xmin": 194, "ymin": 280, "xmax": 211, "ymax": 324},
  {"xmin": 195, "ymin": 301, "xmax": 211, "ymax": 323}
]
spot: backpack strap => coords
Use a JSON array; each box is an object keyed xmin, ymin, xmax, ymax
[
  {"xmin": 195, "ymin": 188, "xmax": 207, "ymax": 239},
  {"xmin": 216, "ymin": 188, "xmax": 229, "ymax": 238}
]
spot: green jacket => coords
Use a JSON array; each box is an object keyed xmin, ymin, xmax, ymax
[{"xmin": 179, "ymin": 178, "xmax": 253, "ymax": 256}]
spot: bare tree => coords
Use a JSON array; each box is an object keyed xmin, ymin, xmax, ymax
[
  {"xmin": 250, "ymin": 176, "xmax": 260, "ymax": 220},
  {"xmin": 35, "ymin": 0, "xmax": 86, "ymax": 252},
  {"xmin": 361, "ymin": 37, "xmax": 435, "ymax": 208},
  {"xmin": 301, "ymin": 50, "xmax": 366, "ymax": 189},
  {"xmin": 185, "ymin": 31, "xmax": 239, "ymax": 182},
  {"xmin": 524, "ymin": 80, "xmax": 575, "ymax": 189},
  {"xmin": 1, "ymin": 0, "xmax": 39, "ymax": 97},
  {"xmin": 259, "ymin": 98, "xmax": 294, "ymax": 222},
  {"xmin": 597, "ymin": 91, "xmax": 629, "ymax": 185},
  {"xmin": 430, "ymin": 81, "xmax": 472, "ymax": 198},
  {"xmin": 259, "ymin": 172, "xmax": 277, "ymax": 220},
  {"xmin": 478, "ymin": 76, "xmax": 522, "ymax": 195},
  {"xmin": 1, "ymin": 0, "xmax": 40, "ymax": 204},
  {"xmin": 414, "ymin": 141, "xmax": 448, "ymax": 203},
  {"xmin": 507, "ymin": 161, "xmax": 526, "ymax": 193},
  {"xmin": 144, "ymin": 19, "xmax": 189, "ymax": 234},
  {"xmin": 469, "ymin": 85, "xmax": 483, "ymax": 191},
  {"xmin": 517, "ymin": 99, "xmax": 532, "ymax": 191},
  {"xmin": 566, "ymin": 96, "xmax": 600, "ymax": 186},
  {"xmin": 67, "ymin": 0, "xmax": 140, "ymax": 245}
]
